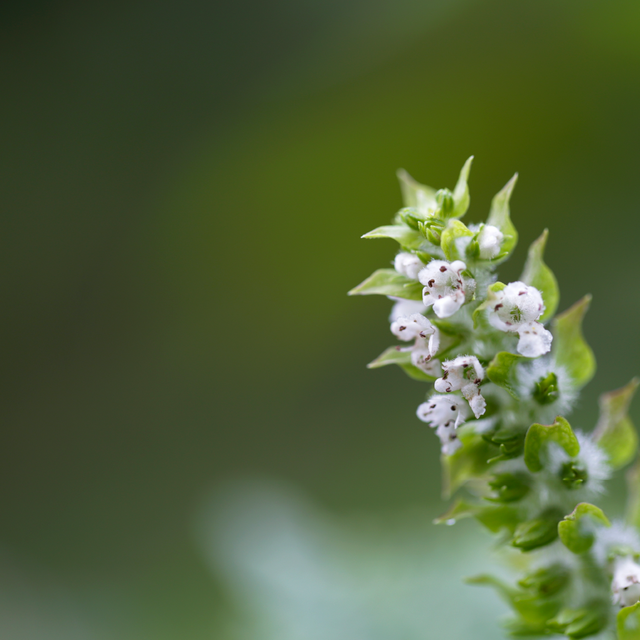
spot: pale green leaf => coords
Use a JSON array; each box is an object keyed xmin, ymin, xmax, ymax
[
  {"xmin": 440, "ymin": 219, "xmax": 474, "ymax": 262},
  {"xmin": 552, "ymin": 296, "xmax": 596, "ymax": 389},
  {"xmin": 434, "ymin": 500, "xmax": 519, "ymax": 533},
  {"xmin": 433, "ymin": 498, "xmax": 479, "ymax": 525},
  {"xmin": 626, "ymin": 459, "xmax": 640, "ymax": 531},
  {"xmin": 486, "ymin": 351, "xmax": 528, "ymax": 399},
  {"xmin": 558, "ymin": 503, "xmax": 611, "ymax": 554},
  {"xmin": 451, "ymin": 155, "xmax": 473, "ymax": 218},
  {"xmin": 593, "ymin": 378, "xmax": 640, "ymax": 469},
  {"xmin": 348, "ymin": 269, "xmax": 423, "ymax": 300},
  {"xmin": 618, "ymin": 602, "xmax": 640, "ymax": 640},
  {"xmin": 361, "ymin": 224, "xmax": 423, "ymax": 250},
  {"xmin": 396, "ymin": 169, "xmax": 437, "ymax": 211},
  {"xmin": 486, "ymin": 173, "xmax": 518, "ymax": 262},
  {"xmin": 366, "ymin": 346, "xmax": 436, "ymax": 382},
  {"xmin": 520, "ymin": 229, "xmax": 559, "ymax": 323},
  {"xmin": 524, "ymin": 416, "xmax": 580, "ymax": 473}
]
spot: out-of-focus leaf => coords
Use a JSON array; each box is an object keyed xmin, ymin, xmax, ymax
[
  {"xmin": 441, "ymin": 219, "xmax": 474, "ymax": 262},
  {"xmin": 486, "ymin": 351, "xmax": 527, "ymax": 399},
  {"xmin": 441, "ymin": 429, "xmax": 495, "ymax": 498},
  {"xmin": 485, "ymin": 173, "xmax": 518, "ymax": 263},
  {"xmin": 348, "ymin": 268, "xmax": 423, "ymax": 300},
  {"xmin": 512, "ymin": 508, "xmax": 563, "ymax": 551},
  {"xmin": 434, "ymin": 499, "xmax": 519, "ymax": 533},
  {"xmin": 552, "ymin": 296, "xmax": 596, "ymax": 389},
  {"xmin": 518, "ymin": 564, "xmax": 570, "ymax": 598},
  {"xmin": 618, "ymin": 602, "xmax": 640, "ymax": 640},
  {"xmin": 593, "ymin": 378, "xmax": 640, "ymax": 469},
  {"xmin": 486, "ymin": 472, "xmax": 531, "ymax": 503},
  {"xmin": 361, "ymin": 224, "xmax": 423, "ymax": 249},
  {"xmin": 558, "ymin": 503, "xmax": 611, "ymax": 554},
  {"xmin": 467, "ymin": 574, "xmax": 562, "ymax": 626},
  {"xmin": 625, "ymin": 459, "xmax": 640, "ymax": 531},
  {"xmin": 548, "ymin": 602, "xmax": 609, "ymax": 639},
  {"xmin": 433, "ymin": 498, "xmax": 479, "ymax": 525},
  {"xmin": 520, "ymin": 229, "xmax": 559, "ymax": 323},
  {"xmin": 524, "ymin": 416, "xmax": 580, "ymax": 473}
]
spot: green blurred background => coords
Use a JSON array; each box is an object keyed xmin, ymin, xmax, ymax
[{"xmin": 2, "ymin": 0, "xmax": 640, "ymax": 637}]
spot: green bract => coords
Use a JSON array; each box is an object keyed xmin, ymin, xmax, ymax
[
  {"xmin": 352, "ymin": 158, "xmax": 640, "ymax": 639},
  {"xmin": 558, "ymin": 503, "xmax": 611, "ymax": 554},
  {"xmin": 348, "ymin": 268, "xmax": 423, "ymax": 300}
]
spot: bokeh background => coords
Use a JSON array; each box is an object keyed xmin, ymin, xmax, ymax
[{"xmin": 2, "ymin": 0, "xmax": 640, "ymax": 638}]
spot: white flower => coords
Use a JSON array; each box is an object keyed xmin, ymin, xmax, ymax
[
  {"xmin": 418, "ymin": 260, "xmax": 475, "ymax": 318},
  {"xmin": 412, "ymin": 355, "xmax": 442, "ymax": 377},
  {"xmin": 487, "ymin": 281, "xmax": 552, "ymax": 357},
  {"xmin": 394, "ymin": 252, "xmax": 424, "ymax": 280},
  {"xmin": 390, "ymin": 313, "xmax": 435, "ymax": 342},
  {"xmin": 435, "ymin": 422, "xmax": 463, "ymax": 456},
  {"xmin": 417, "ymin": 395, "xmax": 470, "ymax": 430},
  {"xmin": 434, "ymin": 356, "xmax": 486, "ymax": 419},
  {"xmin": 411, "ymin": 333, "xmax": 441, "ymax": 372},
  {"xmin": 388, "ymin": 297, "xmax": 427, "ymax": 322},
  {"xmin": 612, "ymin": 555, "xmax": 640, "ymax": 608},
  {"xmin": 416, "ymin": 396, "xmax": 469, "ymax": 455},
  {"xmin": 477, "ymin": 224, "xmax": 504, "ymax": 260}
]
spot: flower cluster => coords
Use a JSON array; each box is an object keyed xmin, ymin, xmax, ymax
[{"xmin": 351, "ymin": 158, "xmax": 640, "ymax": 639}]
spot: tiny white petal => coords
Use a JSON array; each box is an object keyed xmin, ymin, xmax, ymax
[
  {"xmin": 612, "ymin": 556, "xmax": 640, "ymax": 608},
  {"xmin": 416, "ymin": 395, "xmax": 470, "ymax": 431},
  {"xmin": 394, "ymin": 252, "xmax": 424, "ymax": 280},
  {"xmin": 516, "ymin": 321, "xmax": 553, "ymax": 358},
  {"xmin": 477, "ymin": 224, "xmax": 504, "ymax": 260},
  {"xmin": 388, "ymin": 297, "xmax": 427, "ymax": 322},
  {"xmin": 390, "ymin": 313, "xmax": 435, "ymax": 342}
]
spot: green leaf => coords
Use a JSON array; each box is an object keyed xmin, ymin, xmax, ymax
[
  {"xmin": 486, "ymin": 351, "xmax": 527, "ymax": 400},
  {"xmin": 626, "ymin": 459, "xmax": 640, "ymax": 531},
  {"xmin": 440, "ymin": 219, "xmax": 474, "ymax": 262},
  {"xmin": 441, "ymin": 430, "xmax": 495, "ymax": 498},
  {"xmin": 558, "ymin": 503, "xmax": 611, "ymax": 554},
  {"xmin": 524, "ymin": 416, "xmax": 580, "ymax": 473},
  {"xmin": 467, "ymin": 574, "xmax": 562, "ymax": 625},
  {"xmin": 512, "ymin": 508, "xmax": 563, "ymax": 551},
  {"xmin": 361, "ymin": 224, "xmax": 424, "ymax": 250},
  {"xmin": 366, "ymin": 346, "xmax": 436, "ymax": 382},
  {"xmin": 520, "ymin": 229, "xmax": 559, "ymax": 323},
  {"xmin": 548, "ymin": 602, "xmax": 609, "ymax": 639},
  {"xmin": 396, "ymin": 169, "xmax": 437, "ymax": 211},
  {"xmin": 593, "ymin": 378, "xmax": 640, "ymax": 469},
  {"xmin": 552, "ymin": 296, "xmax": 596, "ymax": 389},
  {"xmin": 484, "ymin": 423, "xmax": 528, "ymax": 463},
  {"xmin": 618, "ymin": 602, "xmax": 640, "ymax": 640},
  {"xmin": 348, "ymin": 269, "xmax": 423, "ymax": 300},
  {"xmin": 486, "ymin": 173, "xmax": 518, "ymax": 262},
  {"xmin": 433, "ymin": 498, "xmax": 480, "ymax": 525},
  {"xmin": 451, "ymin": 155, "xmax": 473, "ymax": 219},
  {"xmin": 533, "ymin": 372, "xmax": 560, "ymax": 405},
  {"xmin": 486, "ymin": 472, "xmax": 531, "ymax": 503},
  {"xmin": 434, "ymin": 499, "xmax": 519, "ymax": 533},
  {"xmin": 518, "ymin": 564, "xmax": 570, "ymax": 598}
]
